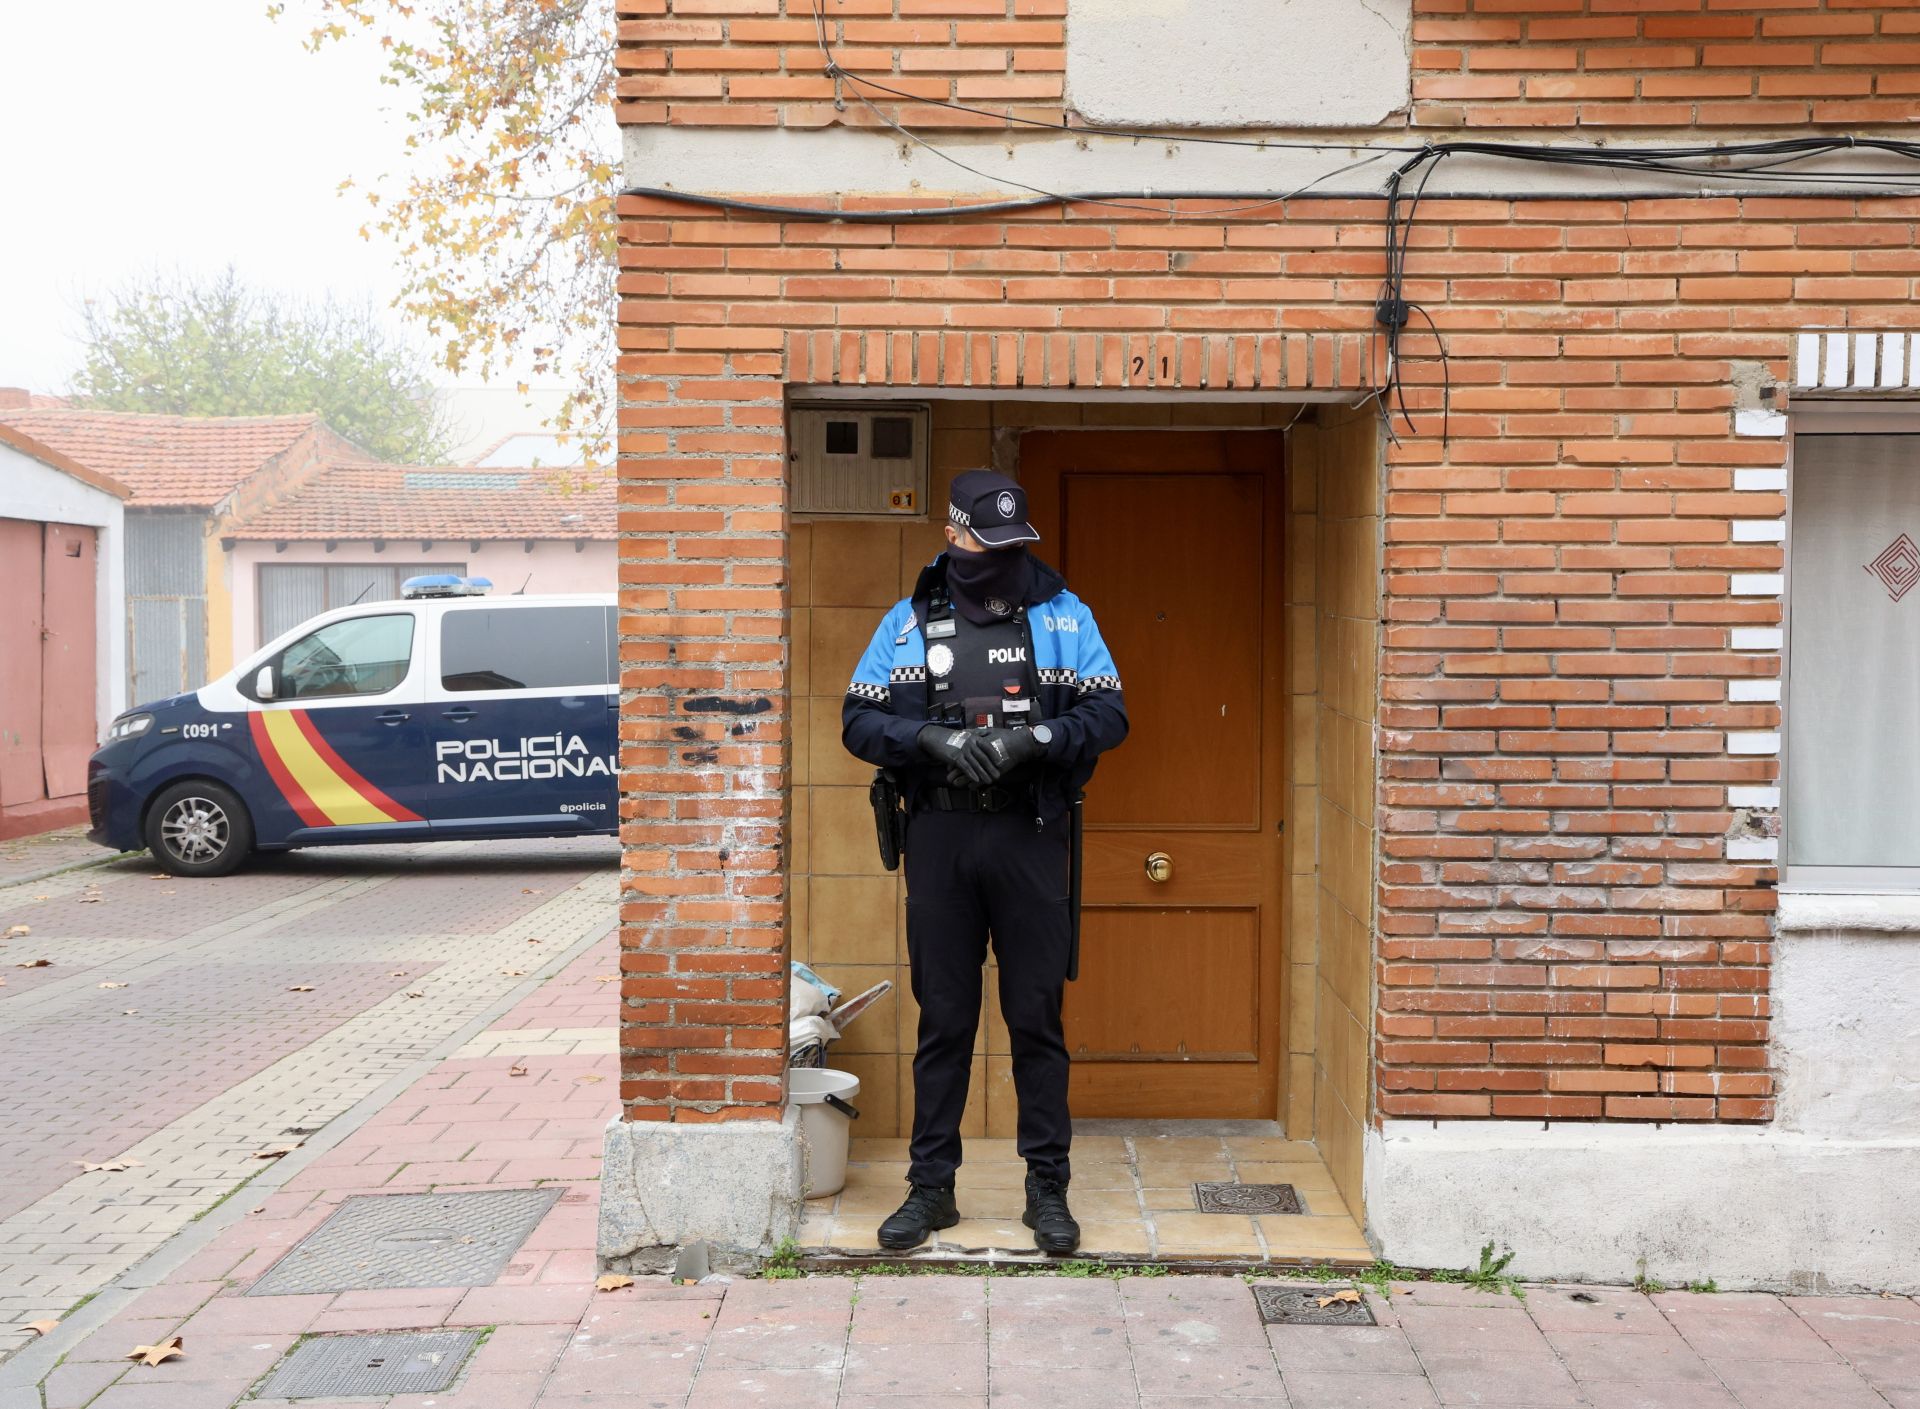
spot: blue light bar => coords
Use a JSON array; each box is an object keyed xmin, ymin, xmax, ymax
[{"xmin": 401, "ymin": 574, "xmax": 494, "ymax": 599}]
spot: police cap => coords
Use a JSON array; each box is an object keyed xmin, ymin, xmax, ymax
[{"xmin": 948, "ymin": 469, "xmax": 1040, "ymax": 549}]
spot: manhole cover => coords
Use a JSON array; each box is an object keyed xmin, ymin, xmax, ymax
[
  {"xmin": 1253, "ymin": 1285, "xmax": 1377, "ymax": 1326},
  {"xmin": 259, "ymin": 1330, "xmax": 480, "ymax": 1398},
  {"xmin": 1193, "ymin": 1182, "xmax": 1304, "ymax": 1215},
  {"xmin": 247, "ymin": 1187, "xmax": 563, "ymax": 1296}
]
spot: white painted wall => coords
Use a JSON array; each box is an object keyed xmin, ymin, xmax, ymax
[
  {"xmin": 1065, "ymin": 0, "xmax": 1410, "ymax": 129},
  {"xmin": 1366, "ymin": 923, "xmax": 1920, "ymax": 1293},
  {"xmin": 1, "ymin": 441, "xmax": 128, "ymax": 737},
  {"xmin": 224, "ymin": 538, "xmax": 617, "ymax": 661}
]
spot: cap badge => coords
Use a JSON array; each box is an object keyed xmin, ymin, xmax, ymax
[{"xmin": 996, "ymin": 491, "xmax": 1016, "ymax": 518}]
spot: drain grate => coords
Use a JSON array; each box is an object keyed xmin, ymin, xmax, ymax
[
  {"xmin": 1253, "ymin": 1285, "xmax": 1377, "ymax": 1326},
  {"xmin": 1193, "ymin": 1181, "xmax": 1304, "ymax": 1215},
  {"xmin": 248, "ymin": 1187, "xmax": 563, "ymax": 1296},
  {"xmin": 259, "ymin": 1330, "xmax": 480, "ymax": 1398}
]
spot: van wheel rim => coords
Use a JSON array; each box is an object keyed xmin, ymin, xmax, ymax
[{"xmin": 161, "ymin": 797, "xmax": 229, "ymax": 864}]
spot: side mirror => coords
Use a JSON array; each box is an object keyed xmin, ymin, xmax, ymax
[{"xmin": 255, "ymin": 665, "xmax": 277, "ymax": 701}]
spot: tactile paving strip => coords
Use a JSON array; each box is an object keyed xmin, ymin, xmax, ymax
[
  {"xmin": 247, "ymin": 1186, "xmax": 563, "ymax": 1296},
  {"xmin": 1193, "ymin": 1181, "xmax": 1304, "ymax": 1215},
  {"xmin": 259, "ymin": 1330, "xmax": 480, "ymax": 1398},
  {"xmin": 1253, "ymin": 1285, "xmax": 1377, "ymax": 1326}
]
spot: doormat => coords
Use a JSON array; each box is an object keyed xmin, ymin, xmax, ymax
[
  {"xmin": 247, "ymin": 1187, "xmax": 563, "ymax": 1296},
  {"xmin": 258, "ymin": 1330, "xmax": 480, "ymax": 1398},
  {"xmin": 1192, "ymin": 1181, "xmax": 1303, "ymax": 1215},
  {"xmin": 1253, "ymin": 1285, "xmax": 1377, "ymax": 1326}
]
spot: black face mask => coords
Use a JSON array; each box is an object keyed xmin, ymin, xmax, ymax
[{"xmin": 944, "ymin": 544, "xmax": 1032, "ymax": 626}]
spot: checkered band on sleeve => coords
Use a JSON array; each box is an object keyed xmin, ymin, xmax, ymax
[
  {"xmin": 846, "ymin": 681, "xmax": 890, "ymax": 703},
  {"xmin": 889, "ymin": 666, "xmax": 927, "ymax": 684},
  {"xmin": 1037, "ymin": 667, "xmax": 1078, "ymax": 687},
  {"xmin": 1076, "ymin": 674, "xmax": 1123, "ymax": 694}
]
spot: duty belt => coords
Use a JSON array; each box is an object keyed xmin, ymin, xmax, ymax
[{"xmin": 919, "ymin": 784, "xmax": 1017, "ymax": 813}]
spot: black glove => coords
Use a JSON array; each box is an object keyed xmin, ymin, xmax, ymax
[
  {"xmin": 918, "ymin": 724, "xmax": 993, "ymax": 785},
  {"xmin": 957, "ymin": 727, "xmax": 1044, "ymax": 785}
]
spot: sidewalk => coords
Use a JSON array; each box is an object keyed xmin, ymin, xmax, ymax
[{"xmin": 12, "ymin": 938, "xmax": 1916, "ymax": 1408}]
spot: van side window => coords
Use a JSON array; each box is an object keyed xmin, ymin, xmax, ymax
[
  {"xmin": 441, "ymin": 606, "xmax": 611, "ymax": 692},
  {"xmin": 274, "ymin": 614, "xmax": 415, "ymax": 700}
]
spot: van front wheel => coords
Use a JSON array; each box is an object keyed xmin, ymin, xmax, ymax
[{"xmin": 145, "ymin": 781, "xmax": 254, "ymax": 877}]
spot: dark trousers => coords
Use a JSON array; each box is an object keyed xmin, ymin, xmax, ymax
[{"xmin": 903, "ymin": 803, "xmax": 1072, "ymax": 1187}]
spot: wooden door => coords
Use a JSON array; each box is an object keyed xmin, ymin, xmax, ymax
[
  {"xmin": 0, "ymin": 519, "xmax": 47, "ymax": 810},
  {"xmin": 40, "ymin": 524, "xmax": 98, "ymax": 799},
  {"xmin": 1021, "ymin": 430, "xmax": 1287, "ymax": 1119}
]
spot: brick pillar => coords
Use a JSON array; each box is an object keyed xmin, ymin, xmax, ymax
[{"xmin": 599, "ymin": 200, "xmax": 804, "ymax": 1267}]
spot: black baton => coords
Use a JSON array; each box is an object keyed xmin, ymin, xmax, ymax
[{"xmin": 1067, "ymin": 789, "xmax": 1085, "ymax": 982}]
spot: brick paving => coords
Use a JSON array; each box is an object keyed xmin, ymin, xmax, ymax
[
  {"xmin": 0, "ymin": 829, "xmax": 123, "ymax": 890},
  {"xmin": 5, "ymin": 881, "xmax": 1913, "ymax": 1408},
  {"xmin": 0, "ymin": 837, "xmax": 617, "ymax": 1367}
]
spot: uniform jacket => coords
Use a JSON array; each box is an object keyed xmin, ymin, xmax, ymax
[{"xmin": 842, "ymin": 553, "xmax": 1129, "ymax": 797}]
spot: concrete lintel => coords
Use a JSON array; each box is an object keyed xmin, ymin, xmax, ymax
[
  {"xmin": 1365, "ymin": 1121, "xmax": 1920, "ymax": 1293},
  {"xmin": 787, "ymin": 385, "xmax": 1364, "ymax": 405},
  {"xmin": 623, "ymin": 125, "xmax": 1920, "ymax": 203},
  {"xmin": 598, "ymin": 1108, "xmax": 803, "ymax": 1272}
]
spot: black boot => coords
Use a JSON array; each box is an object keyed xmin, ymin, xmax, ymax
[
  {"xmin": 877, "ymin": 1183, "xmax": 959, "ymax": 1251},
  {"xmin": 1023, "ymin": 1173, "xmax": 1080, "ymax": 1254}
]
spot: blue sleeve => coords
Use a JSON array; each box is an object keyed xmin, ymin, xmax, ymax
[
  {"xmin": 839, "ymin": 601, "xmax": 926, "ymax": 768},
  {"xmin": 1044, "ymin": 597, "xmax": 1128, "ymax": 767}
]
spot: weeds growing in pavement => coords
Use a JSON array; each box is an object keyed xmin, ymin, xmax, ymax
[{"xmin": 1462, "ymin": 1242, "xmax": 1525, "ymax": 1300}]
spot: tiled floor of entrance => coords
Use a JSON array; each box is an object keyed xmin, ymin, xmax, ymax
[{"xmin": 798, "ymin": 1133, "xmax": 1372, "ymax": 1262}]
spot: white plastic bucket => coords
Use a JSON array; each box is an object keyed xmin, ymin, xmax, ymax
[{"xmin": 790, "ymin": 1067, "xmax": 861, "ymax": 1198}]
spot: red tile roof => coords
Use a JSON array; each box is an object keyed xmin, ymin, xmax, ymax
[
  {"xmin": 225, "ymin": 461, "xmax": 615, "ymax": 541},
  {"xmin": 0, "ymin": 423, "xmax": 133, "ymax": 500},
  {"xmin": 0, "ymin": 409, "xmax": 319, "ymax": 507}
]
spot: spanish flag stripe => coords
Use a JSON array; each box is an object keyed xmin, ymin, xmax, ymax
[
  {"xmin": 290, "ymin": 709, "xmax": 423, "ymax": 823},
  {"xmin": 258, "ymin": 710, "xmax": 394, "ymax": 826},
  {"xmin": 249, "ymin": 712, "xmax": 329, "ymax": 828}
]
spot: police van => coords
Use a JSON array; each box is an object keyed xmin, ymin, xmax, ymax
[{"xmin": 87, "ymin": 577, "xmax": 618, "ymax": 876}]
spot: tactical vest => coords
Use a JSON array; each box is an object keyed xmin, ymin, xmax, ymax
[{"xmin": 921, "ymin": 583, "xmax": 1043, "ymax": 731}]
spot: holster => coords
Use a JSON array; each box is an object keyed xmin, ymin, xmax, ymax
[{"xmin": 870, "ymin": 769, "xmax": 907, "ymax": 872}]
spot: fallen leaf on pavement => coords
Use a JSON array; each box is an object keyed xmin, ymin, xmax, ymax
[
  {"xmin": 31, "ymin": 894, "xmax": 49, "ymax": 901},
  {"xmin": 5, "ymin": 924, "xmax": 29, "ymax": 938},
  {"xmin": 77, "ymin": 896, "xmax": 101, "ymax": 905},
  {"xmin": 287, "ymin": 985, "xmax": 314, "ymax": 992},
  {"xmin": 250, "ymin": 1207, "xmax": 265, "ymax": 1214},
  {"xmin": 405, "ymin": 991, "xmax": 425, "ymax": 999},
  {"xmin": 23, "ymin": 1320, "xmax": 58, "ymax": 1336},
  {"xmin": 16, "ymin": 959, "xmax": 50, "ymax": 969},
  {"xmin": 253, "ymin": 1145, "xmax": 300, "ymax": 1160},
  {"xmin": 593, "ymin": 974, "xmax": 619, "ymax": 983},
  {"xmin": 576, "ymin": 1074, "xmax": 604, "ymax": 1085},
  {"xmin": 509, "ymin": 1063, "xmax": 529, "ymax": 1077},
  {"xmin": 127, "ymin": 1335, "xmax": 183, "ymax": 1367},
  {"xmin": 389, "ymin": 970, "xmax": 407, "ymax": 977},
  {"xmin": 501, "ymin": 969, "xmax": 526, "ymax": 977},
  {"xmin": 526, "ymin": 938, "xmax": 543, "ymax": 945},
  {"xmin": 596, "ymin": 1274, "xmax": 634, "ymax": 1292},
  {"xmin": 1316, "ymin": 1290, "xmax": 1362, "ymax": 1308},
  {"xmin": 98, "ymin": 981, "xmax": 129, "ymax": 989},
  {"xmin": 75, "ymin": 1159, "xmax": 143, "ymax": 1173},
  {"xmin": 149, "ymin": 873, "xmax": 168, "ymax": 880},
  {"xmin": 122, "ymin": 1009, "xmax": 139, "ymax": 1016}
]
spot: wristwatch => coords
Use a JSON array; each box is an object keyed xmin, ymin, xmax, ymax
[{"xmin": 1031, "ymin": 724, "xmax": 1053, "ymax": 747}]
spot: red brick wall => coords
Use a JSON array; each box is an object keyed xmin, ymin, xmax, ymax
[
  {"xmin": 616, "ymin": 0, "xmax": 1920, "ymax": 130},
  {"xmin": 616, "ymin": 190, "xmax": 1918, "ymax": 1125},
  {"xmin": 1413, "ymin": 0, "xmax": 1920, "ymax": 129}
]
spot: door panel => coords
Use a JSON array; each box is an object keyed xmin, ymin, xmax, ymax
[
  {"xmin": 1022, "ymin": 430, "xmax": 1287, "ymax": 1120},
  {"xmin": 0, "ymin": 520, "xmax": 45, "ymax": 808},
  {"xmin": 40, "ymin": 524, "xmax": 98, "ymax": 798}
]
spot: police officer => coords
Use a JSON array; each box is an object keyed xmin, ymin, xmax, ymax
[{"xmin": 842, "ymin": 469, "xmax": 1128, "ymax": 1253}]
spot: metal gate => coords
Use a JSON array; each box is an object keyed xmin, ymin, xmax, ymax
[{"xmin": 257, "ymin": 562, "xmax": 465, "ymax": 644}]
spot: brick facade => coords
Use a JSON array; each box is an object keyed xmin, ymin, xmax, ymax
[
  {"xmin": 616, "ymin": 0, "xmax": 1920, "ymax": 129},
  {"xmin": 615, "ymin": 183, "xmax": 1920, "ymax": 1136}
]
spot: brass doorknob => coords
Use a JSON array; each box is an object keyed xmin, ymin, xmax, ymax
[{"xmin": 1145, "ymin": 851, "xmax": 1173, "ymax": 884}]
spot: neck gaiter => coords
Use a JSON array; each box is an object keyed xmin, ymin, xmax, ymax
[{"xmin": 944, "ymin": 544, "xmax": 1032, "ymax": 626}]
